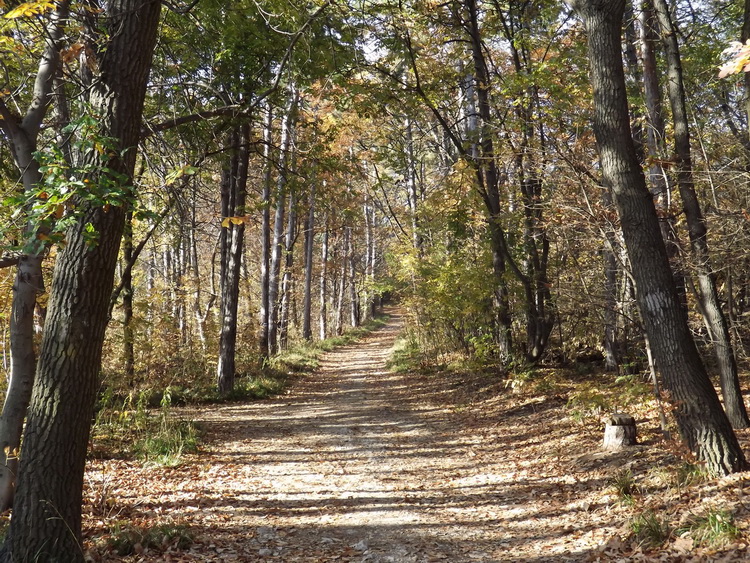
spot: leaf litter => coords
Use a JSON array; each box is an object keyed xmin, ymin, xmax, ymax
[{"xmin": 82, "ymin": 311, "xmax": 750, "ymax": 561}]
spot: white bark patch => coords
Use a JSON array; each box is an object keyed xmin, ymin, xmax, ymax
[{"xmin": 643, "ymin": 289, "xmax": 670, "ymax": 315}]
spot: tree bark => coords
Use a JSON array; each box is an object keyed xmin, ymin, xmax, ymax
[
  {"xmin": 122, "ymin": 211, "xmax": 135, "ymax": 381},
  {"xmin": 319, "ymin": 214, "xmax": 329, "ymax": 340},
  {"xmin": 268, "ymin": 88, "xmax": 298, "ymax": 355},
  {"xmin": 258, "ymin": 102, "xmax": 274, "ymax": 359},
  {"xmin": 571, "ymin": 0, "xmax": 746, "ymax": 475},
  {"xmin": 348, "ymin": 227, "xmax": 360, "ymax": 328},
  {"xmin": 652, "ymin": 0, "xmax": 750, "ymax": 428},
  {"xmin": 217, "ymin": 125, "xmax": 249, "ymax": 396},
  {"xmin": 302, "ymin": 185, "xmax": 316, "ymax": 340},
  {"xmin": 2, "ymin": 1, "xmax": 161, "ymax": 559},
  {"xmin": 279, "ymin": 187, "xmax": 298, "ymax": 350},
  {"xmin": 0, "ymin": 1, "xmax": 69, "ymax": 513}
]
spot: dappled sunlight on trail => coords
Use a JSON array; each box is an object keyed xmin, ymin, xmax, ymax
[{"xmin": 83, "ymin": 308, "xmax": 750, "ymax": 562}]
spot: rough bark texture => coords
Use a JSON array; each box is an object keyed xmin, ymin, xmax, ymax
[
  {"xmin": 217, "ymin": 126, "xmax": 249, "ymax": 396},
  {"xmin": 572, "ymin": 0, "xmax": 746, "ymax": 476},
  {"xmin": 1, "ymin": 1, "xmax": 161, "ymax": 560},
  {"xmin": 652, "ymin": 0, "xmax": 750, "ymax": 429}
]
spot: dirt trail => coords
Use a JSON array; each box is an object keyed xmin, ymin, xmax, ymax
[
  {"xmin": 84, "ymin": 309, "xmax": 750, "ymax": 562},
  {"xmin": 192, "ymin": 310, "xmax": 499, "ymax": 562}
]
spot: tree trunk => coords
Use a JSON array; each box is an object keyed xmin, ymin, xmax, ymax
[
  {"xmin": 335, "ymin": 228, "xmax": 349, "ymax": 336},
  {"xmin": 653, "ymin": 0, "xmax": 750, "ymax": 429},
  {"xmin": 571, "ymin": 0, "xmax": 746, "ymax": 475},
  {"xmin": 302, "ymin": 185, "xmax": 316, "ymax": 340},
  {"xmin": 0, "ymin": 1, "xmax": 69, "ymax": 514},
  {"xmin": 268, "ymin": 89, "xmax": 298, "ymax": 355},
  {"xmin": 319, "ymin": 215, "xmax": 329, "ymax": 340},
  {"xmin": 122, "ymin": 211, "xmax": 135, "ymax": 381},
  {"xmin": 217, "ymin": 125, "xmax": 249, "ymax": 396},
  {"xmin": 348, "ymin": 227, "xmax": 360, "ymax": 328},
  {"xmin": 258, "ymin": 102, "xmax": 274, "ymax": 359},
  {"xmin": 2, "ymin": 1, "xmax": 161, "ymax": 559},
  {"xmin": 279, "ymin": 188, "xmax": 298, "ymax": 350}
]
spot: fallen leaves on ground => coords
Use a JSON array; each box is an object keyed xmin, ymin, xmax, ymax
[{"xmin": 82, "ymin": 311, "xmax": 750, "ymax": 562}]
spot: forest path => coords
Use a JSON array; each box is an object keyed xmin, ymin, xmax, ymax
[
  {"xmin": 192, "ymin": 309, "xmax": 509, "ymax": 562},
  {"xmin": 86, "ymin": 308, "xmax": 741, "ymax": 562}
]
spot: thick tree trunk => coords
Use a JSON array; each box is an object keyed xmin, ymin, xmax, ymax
[
  {"xmin": 1, "ymin": 1, "xmax": 161, "ymax": 559},
  {"xmin": 217, "ymin": 125, "xmax": 249, "ymax": 396},
  {"xmin": 572, "ymin": 0, "xmax": 746, "ymax": 475},
  {"xmin": 302, "ymin": 186, "xmax": 316, "ymax": 340},
  {"xmin": 652, "ymin": 0, "xmax": 750, "ymax": 429}
]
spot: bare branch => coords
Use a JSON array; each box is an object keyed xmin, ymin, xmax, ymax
[
  {"xmin": 21, "ymin": 1, "xmax": 71, "ymax": 138},
  {"xmin": 0, "ymin": 256, "xmax": 20, "ymax": 269}
]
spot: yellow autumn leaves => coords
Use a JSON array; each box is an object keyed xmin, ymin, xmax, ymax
[
  {"xmin": 3, "ymin": 1, "xmax": 55, "ymax": 19},
  {"xmin": 719, "ymin": 40, "xmax": 750, "ymax": 79}
]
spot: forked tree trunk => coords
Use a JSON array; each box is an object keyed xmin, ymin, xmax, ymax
[
  {"xmin": 572, "ymin": 0, "xmax": 746, "ymax": 476},
  {"xmin": 0, "ymin": 1, "xmax": 69, "ymax": 513},
  {"xmin": 1, "ymin": 1, "xmax": 161, "ymax": 559}
]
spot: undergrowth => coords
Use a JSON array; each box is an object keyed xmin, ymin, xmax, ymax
[
  {"xmin": 99, "ymin": 520, "xmax": 193, "ymax": 555},
  {"xmin": 92, "ymin": 314, "xmax": 390, "ymax": 463}
]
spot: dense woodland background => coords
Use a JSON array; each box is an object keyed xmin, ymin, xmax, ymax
[{"xmin": 3, "ymin": 0, "xmax": 750, "ymax": 560}]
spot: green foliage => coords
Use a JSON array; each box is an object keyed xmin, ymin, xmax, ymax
[
  {"xmin": 93, "ymin": 388, "xmax": 198, "ymax": 466},
  {"xmin": 386, "ymin": 334, "xmax": 420, "ymax": 373},
  {"xmin": 610, "ymin": 468, "xmax": 637, "ymax": 502},
  {"xmin": 504, "ymin": 365, "xmax": 539, "ymax": 392},
  {"xmin": 3, "ymin": 115, "xmax": 136, "ymax": 253},
  {"xmin": 566, "ymin": 387, "xmax": 612, "ymax": 424},
  {"xmin": 630, "ymin": 510, "xmax": 670, "ymax": 549},
  {"xmin": 103, "ymin": 521, "xmax": 192, "ymax": 556},
  {"xmin": 677, "ymin": 509, "xmax": 739, "ymax": 547},
  {"xmin": 673, "ymin": 462, "xmax": 710, "ymax": 489}
]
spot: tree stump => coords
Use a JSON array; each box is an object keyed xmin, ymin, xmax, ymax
[{"xmin": 602, "ymin": 414, "xmax": 637, "ymax": 450}]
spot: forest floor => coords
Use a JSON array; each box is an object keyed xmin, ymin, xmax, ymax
[{"xmin": 82, "ymin": 309, "xmax": 750, "ymax": 562}]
